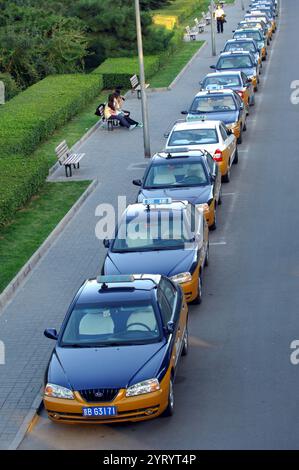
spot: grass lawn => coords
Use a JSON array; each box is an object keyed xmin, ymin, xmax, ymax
[
  {"xmin": 0, "ymin": 181, "xmax": 90, "ymax": 293},
  {"xmin": 150, "ymin": 40, "xmax": 204, "ymax": 88}
]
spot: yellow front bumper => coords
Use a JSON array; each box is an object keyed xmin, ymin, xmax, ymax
[
  {"xmin": 180, "ymin": 268, "xmax": 199, "ymax": 303},
  {"xmin": 44, "ymin": 371, "xmax": 171, "ymax": 424}
]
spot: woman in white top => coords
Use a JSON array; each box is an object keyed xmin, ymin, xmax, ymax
[{"xmin": 214, "ymin": 3, "xmax": 226, "ymax": 33}]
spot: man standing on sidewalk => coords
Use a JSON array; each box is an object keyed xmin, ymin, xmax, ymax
[{"xmin": 214, "ymin": 3, "xmax": 226, "ymax": 33}]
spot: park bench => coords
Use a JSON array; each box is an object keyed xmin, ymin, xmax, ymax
[
  {"xmin": 96, "ymin": 103, "xmax": 120, "ymax": 131},
  {"xmin": 130, "ymin": 74, "xmax": 149, "ymax": 99},
  {"xmin": 55, "ymin": 140, "xmax": 85, "ymax": 177},
  {"xmin": 202, "ymin": 11, "xmax": 211, "ymax": 25},
  {"xmin": 194, "ymin": 17, "xmax": 206, "ymax": 33},
  {"xmin": 184, "ymin": 25, "xmax": 201, "ymax": 41}
]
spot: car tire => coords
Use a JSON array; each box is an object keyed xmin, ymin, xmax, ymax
[
  {"xmin": 181, "ymin": 327, "xmax": 189, "ymax": 356},
  {"xmin": 193, "ymin": 272, "xmax": 202, "ymax": 305},
  {"xmin": 222, "ymin": 165, "xmax": 231, "ymax": 183},
  {"xmin": 162, "ymin": 377, "xmax": 175, "ymax": 417},
  {"xmin": 210, "ymin": 205, "xmax": 217, "ymax": 231},
  {"xmin": 233, "ymin": 147, "xmax": 239, "ymax": 164},
  {"xmin": 218, "ymin": 186, "xmax": 222, "ymax": 205},
  {"xmin": 237, "ymin": 130, "xmax": 242, "ymax": 144},
  {"xmin": 204, "ymin": 242, "xmax": 210, "ymax": 267},
  {"xmin": 243, "ymin": 121, "xmax": 247, "ymax": 132}
]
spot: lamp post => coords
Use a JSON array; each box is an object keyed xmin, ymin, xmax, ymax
[
  {"xmin": 210, "ymin": 0, "xmax": 216, "ymax": 56},
  {"xmin": 134, "ymin": 0, "xmax": 151, "ymax": 158}
]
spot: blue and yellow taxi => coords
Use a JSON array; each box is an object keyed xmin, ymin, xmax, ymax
[
  {"xmin": 102, "ymin": 198, "xmax": 209, "ymax": 304},
  {"xmin": 43, "ymin": 274, "xmax": 188, "ymax": 423}
]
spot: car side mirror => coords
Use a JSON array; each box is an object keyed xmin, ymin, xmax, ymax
[
  {"xmin": 247, "ymin": 78, "xmax": 252, "ymax": 82},
  {"xmin": 44, "ymin": 328, "xmax": 58, "ymax": 340},
  {"xmin": 232, "ymin": 30, "xmax": 235, "ymax": 32},
  {"xmin": 132, "ymin": 179, "xmax": 142, "ymax": 186},
  {"xmin": 103, "ymin": 239, "xmax": 110, "ymax": 248},
  {"xmin": 210, "ymin": 65, "xmax": 216, "ymax": 69},
  {"xmin": 166, "ymin": 321, "xmax": 175, "ymax": 334},
  {"xmin": 210, "ymin": 174, "xmax": 216, "ymax": 182},
  {"xmin": 181, "ymin": 110, "xmax": 188, "ymax": 115},
  {"xmin": 226, "ymin": 129, "xmax": 233, "ymax": 135}
]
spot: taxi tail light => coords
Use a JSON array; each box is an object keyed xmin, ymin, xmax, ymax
[{"xmin": 213, "ymin": 149, "xmax": 223, "ymax": 162}]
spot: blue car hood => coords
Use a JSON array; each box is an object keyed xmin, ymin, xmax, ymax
[
  {"xmin": 48, "ymin": 343, "xmax": 166, "ymax": 390},
  {"xmin": 105, "ymin": 248, "xmax": 196, "ymax": 278},
  {"xmin": 138, "ymin": 186, "xmax": 212, "ymax": 205},
  {"xmin": 187, "ymin": 110, "xmax": 238, "ymax": 125}
]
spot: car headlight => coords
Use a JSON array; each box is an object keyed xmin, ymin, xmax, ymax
[
  {"xmin": 44, "ymin": 383, "xmax": 74, "ymax": 400},
  {"xmin": 196, "ymin": 203, "xmax": 209, "ymax": 213},
  {"xmin": 126, "ymin": 378, "xmax": 160, "ymax": 397},
  {"xmin": 170, "ymin": 272, "xmax": 192, "ymax": 284}
]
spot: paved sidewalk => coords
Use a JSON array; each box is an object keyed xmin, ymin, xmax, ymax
[{"xmin": 0, "ymin": 1, "xmax": 250, "ymax": 449}]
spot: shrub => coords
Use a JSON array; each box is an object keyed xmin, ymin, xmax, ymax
[
  {"xmin": 92, "ymin": 56, "xmax": 160, "ymax": 89},
  {"xmin": 0, "ymin": 73, "xmax": 103, "ymax": 158},
  {"xmin": 0, "ymin": 73, "xmax": 21, "ymax": 101}
]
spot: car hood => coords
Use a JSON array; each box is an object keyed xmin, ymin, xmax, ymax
[
  {"xmin": 187, "ymin": 110, "xmax": 238, "ymax": 125},
  {"xmin": 48, "ymin": 343, "xmax": 167, "ymax": 390},
  {"xmin": 138, "ymin": 186, "xmax": 212, "ymax": 205},
  {"xmin": 105, "ymin": 248, "xmax": 196, "ymax": 278}
]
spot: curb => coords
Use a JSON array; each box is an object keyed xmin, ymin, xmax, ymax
[
  {"xmin": 48, "ymin": 118, "xmax": 102, "ymax": 177},
  {"xmin": 0, "ymin": 179, "xmax": 98, "ymax": 314},
  {"xmin": 8, "ymin": 392, "xmax": 43, "ymax": 450}
]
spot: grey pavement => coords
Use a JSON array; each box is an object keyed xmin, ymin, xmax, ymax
[{"xmin": 2, "ymin": 0, "xmax": 294, "ymax": 450}]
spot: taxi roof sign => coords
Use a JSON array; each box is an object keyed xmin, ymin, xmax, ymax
[
  {"xmin": 97, "ymin": 275, "xmax": 135, "ymax": 285},
  {"xmin": 142, "ymin": 197, "xmax": 172, "ymax": 206}
]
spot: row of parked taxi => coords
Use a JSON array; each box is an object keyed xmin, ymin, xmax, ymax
[{"xmin": 42, "ymin": 0, "xmax": 278, "ymax": 424}]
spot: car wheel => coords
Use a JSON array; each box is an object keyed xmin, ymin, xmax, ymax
[
  {"xmin": 233, "ymin": 147, "xmax": 239, "ymax": 164},
  {"xmin": 181, "ymin": 327, "xmax": 189, "ymax": 356},
  {"xmin": 204, "ymin": 242, "xmax": 210, "ymax": 267},
  {"xmin": 210, "ymin": 205, "xmax": 217, "ymax": 231},
  {"xmin": 243, "ymin": 121, "xmax": 247, "ymax": 132},
  {"xmin": 237, "ymin": 130, "xmax": 242, "ymax": 144},
  {"xmin": 193, "ymin": 272, "xmax": 202, "ymax": 304},
  {"xmin": 162, "ymin": 377, "xmax": 175, "ymax": 417},
  {"xmin": 222, "ymin": 165, "xmax": 231, "ymax": 183},
  {"xmin": 218, "ymin": 186, "xmax": 222, "ymax": 205}
]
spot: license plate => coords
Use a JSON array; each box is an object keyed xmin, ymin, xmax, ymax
[{"xmin": 82, "ymin": 406, "xmax": 117, "ymax": 417}]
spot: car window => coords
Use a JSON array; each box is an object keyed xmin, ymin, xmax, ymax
[
  {"xmin": 217, "ymin": 55, "xmax": 253, "ymax": 69},
  {"xmin": 219, "ymin": 124, "xmax": 229, "ymax": 141},
  {"xmin": 203, "ymin": 75, "xmax": 241, "ymax": 88},
  {"xmin": 160, "ymin": 278, "xmax": 177, "ymax": 311},
  {"xmin": 157, "ymin": 288, "xmax": 172, "ymax": 325},
  {"xmin": 61, "ymin": 302, "xmax": 161, "ymax": 346},
  {"xmin": 168, "ymin": 128, "xmax": 218, "ymax": 145},
  {"xmin": 205, "ymin": 152, "xmax": 215, "ymax": 174},
  {"xmin": 241, "ymin": 72, "xmax": 249, "ymax": 85},
  {"xmin": 144, "ymin": 161, "xmax": 209, "ymax": 189},
  {"xmin": 225, "ymin": 42, "xmax": 255, "ymax": 53},
  {"xmin": 191, "ymin": 95, "xmax": 237, "ymax": 112}
]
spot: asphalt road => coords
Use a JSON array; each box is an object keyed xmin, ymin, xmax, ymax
[{"xmin": 19, "ymin": 0, "xmax": 299, "ymax": 450}]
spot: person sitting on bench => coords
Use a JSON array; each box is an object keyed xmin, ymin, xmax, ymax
[
  {"xmin": 113, "ymin": 91, "xmax": 143, "ymax": 128},
  {"xmin": 104, "ymin": 94, "xmax": 137, "ymax": 130}
]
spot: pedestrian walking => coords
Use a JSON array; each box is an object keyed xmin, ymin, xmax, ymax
[{"xmin": 214, "ymin": 3, "xmax": 226, "ymax": 33}]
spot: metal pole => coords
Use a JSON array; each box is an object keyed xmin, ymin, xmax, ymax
[
  {"xmin": 134, "ymin": 0, "xmax": 151, "ymax": 158},
  {"xmin": 210, "ymin": 0, "xmax": 216, "ymax": 56}
]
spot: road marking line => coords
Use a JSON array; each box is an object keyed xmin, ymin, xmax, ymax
[
  {"xmin": 222, "ymin": 192, "xmax": 236, "ymax": 196},
  {"xmin": 210, "ymin": 241, "xmax": 227, "ymax": 246}
]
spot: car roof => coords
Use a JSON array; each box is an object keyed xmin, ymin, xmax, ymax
[
  {"xmin": 126, "ymin": 200, "xmax": 190, "ymax": 216},
  {"xmin": 77, "ymin": 275, "xmax": 161, "ymax": 304},
  {"xmin": 194, "ymin": 89, "xmax": 236, "ymax": 97},
  {"xmin": 234, "ymin": 28, "xmax": 262, "ymax": 33},
  {"xmin": 219, "ymin": 50, "xmax": 253, "ymax": 56},
  {"xmin": 226, "ymin": 38, "xmax": 256, "ymax": 43},
  {"xmin": 171, "ymin": 120, "xmax": 221, "ymax": 131},
  {"xmin": 204, "ymin": 71, "xmax": 242, "ymax": 78}
]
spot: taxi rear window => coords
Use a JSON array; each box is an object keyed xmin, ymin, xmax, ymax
[
  {"xmin": 203, "ymin": 75, "xmax": 241, "ymax": 88},
  {"xmin": 191, "ymin": 95, "xmax": 237, "ymax": 112},
  {"xmin": 168, "ymin": 128, "xmax": 218, "ymax": 146}
]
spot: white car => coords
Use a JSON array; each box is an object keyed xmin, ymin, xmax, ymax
[{"xmin": 165, "ymin": 120, "xmax": 237, "ymax": 182}]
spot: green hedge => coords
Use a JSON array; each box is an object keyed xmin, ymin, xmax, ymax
[
  {"xmin": 92, "ymin": 56, "xmax": 160, "ymax": 89},
  {"xmin": 0, "ymin": 73, "xmax": 103, "ymax": 159},
  {"xmin": 0, "ymin": 73, "xmax": 103, "ymax": 226}
]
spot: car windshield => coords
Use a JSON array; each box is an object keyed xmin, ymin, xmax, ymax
[
  {"xmin": 217, "ymin": 55, "xmax": 253, "ymax": 69},
  {"xmin": 168, "ymin": 128, "xmax": 218, "ymax": 146},
  {"xmin": 61, "ymin": 301, "xmax": 161, "ymax": 347},
  {"xmin": 204, "ymin": 75, "xmax": 241, "ymax": 87},
  {"xmin": 235, "ymin": 31, "xmax": 262, "ymax": 41},
  {"xmin": 191, "ymin": 95, "xmax": 237, "ymax": 112},
  {"xmin": 144, "ymin": 160, "xmax": 209, "ymax": 189},
  {"xmin": 112, "ymin": 208, "xmax": 194, "ymax": 252},
  {"xmin": 225, "ymin": 42, "xmax": 256, "ymax": 53}
]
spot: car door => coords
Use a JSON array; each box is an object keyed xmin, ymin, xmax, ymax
[
  {"xmin": 158, "ymin": 280, "xmax": 187, "ymax": 370},
  {"xmin": 219, "ymin": 123, "xmax": 234, "ymax": 170},
  {"xmin": 205, "ymin": 151, "xmax": 221, "ymax": 203}
]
